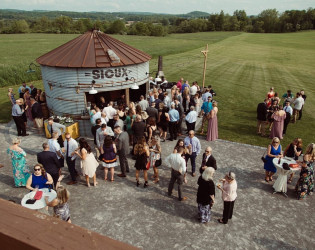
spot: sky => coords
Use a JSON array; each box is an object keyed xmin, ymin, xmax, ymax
[{"xmin": 1, "ymin": 0, "xmax": 315, "ymax": 15}]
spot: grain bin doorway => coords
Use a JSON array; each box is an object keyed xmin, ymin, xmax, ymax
[
  {"xmin": 84, "ymin": 84, "xmax": 146, "ymax": 107},
  {"xmin": 85, "ymin": 90, "xmax": 124, "ymax": 107}
]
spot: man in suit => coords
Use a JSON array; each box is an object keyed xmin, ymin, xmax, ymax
[
  {"xmin": 30, "ymin": 97, "xmax": 43, "ymax": 133},
  {"xmin": 199, "ymin": 146, "xmax": 217, "ymax": 174},
  {"xmin": 146, "ymin": 102, "xmax": 158, "ymax": 121},
  {"xmin": 114, "ymin": 125, "xmax": 130, "ymax": 177},
  {"xmin": 256, "ymin": 99, "xmax": 268, "ymax": 137},
  {"xmin": 64, "ymin": 132, "xmax": 79, "ymax": 185},
  {"xmin": 47, "ymin": 117, "xmax": 66, "ymax": 147},
  {"xmin": 91, "ymin": 118, "xmax": 102, "ymax": 145},
  {"xmin": 37, "ymin": 142, "xmax": 61, "ymax": 188}
]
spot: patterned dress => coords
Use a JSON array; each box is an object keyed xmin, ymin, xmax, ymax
[
  {"xmin": 295, "ymin": 167, "xmax": 311, "ymax": 200},
  {"xmin": 7, "ymin": 148, "xmax": 31, "ymax": 187}
]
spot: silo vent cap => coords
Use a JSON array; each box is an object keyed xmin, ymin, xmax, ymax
[{"xmin": 107, "ymin": 49, "xmax": 120, "ymax": 64}]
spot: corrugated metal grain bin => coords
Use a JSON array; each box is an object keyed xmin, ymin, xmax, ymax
[{"xmin": 36, "ymin": 30, "xmax": 151, "ymax": 136}]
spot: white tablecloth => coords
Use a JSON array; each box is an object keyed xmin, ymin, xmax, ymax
[
  {"xmin": 21, "ymin": 188, "xmax": 57, "ymax": 210},
  {"xmin": 272, "ymin": 158, "xmax": 300, "ymax": 193}
]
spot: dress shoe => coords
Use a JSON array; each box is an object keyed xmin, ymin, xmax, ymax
[
  {"xmin": 66, "ymin": 181, "xmax": 77, "ymax": 185},
  {"xmin": 21, "ymin": 133, "xmax": 29, "ymax": 136},
  {"xmin": 117, "ymin": 173, "xmax": 126, "ymax": 177},
  {"xmin": 179, "ymin": 197, "xmax": 188, "ymax": 201}
]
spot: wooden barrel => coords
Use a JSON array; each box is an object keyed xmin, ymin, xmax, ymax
[{"xmin": 41, "ymin": 103, "xmax": 50, "ymax": 119}]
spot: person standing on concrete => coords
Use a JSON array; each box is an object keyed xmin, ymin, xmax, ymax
[
  {"xmin": 12, "ymin": 98, "xmax": 28, "ymax": 136},
  {"xmin": 47, "ymin": 118, "xmax": 66, "ymax": 147},
  {"xmin": 138, "ymin": 95, "xmax": 149, "ymax": 111},
  {"xmin": 64, "ymin": 133, "xmax": 79, "ymax": 185},
  {"xmin": 217, "ymin": 171, "xmax": 237, "ymax": 224},
  {"xmin": 185, "ymin": 106, "xmax": 198, "ymax": 133},
  {"xmin": 174, "ymin": 99, "xmax": 184, "ymax": 136},
  {"xmin": 30, "ymin": 97, "xmax": 43, "ymax": 134},
  {"xmin": 168, "ymin": 103, "xmax": 179, "ymax": 141},
  {"xmin": 48, "ymin": 132, "xmax": 64, "ymax": 168},
  {"xmin": 103, "ymin": 101, "xmax": 117, "ymax": 130},
  {"xmin": 37, "ymin": 142, "xmax": 61, "ymax": 188},
  {"xmin": 165, "ymin": 146, "xmax": 187, "ymax": 201},
  {"xmin": 184, "ymin": 130, "xmax": 201, "ymax": 177},
  {"xmin": 146, "ymin": 102, "xmax": 158, "ymax": 121},
  {"xmin": 199, "ymin": 146, "xmax": 217, "ymax": 174},
  {"xmin": 114, "ymin": 125, "xmax": 130, "ymax": 177}
]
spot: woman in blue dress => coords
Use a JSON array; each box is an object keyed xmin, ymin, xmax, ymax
[
  {"xmin": 264, "ymin": 137, "xmax": 283, "ymax": 182},
  {"xmin": 7, "ymin": 138, "xmax": 31, "ymax": 187},
  {"xmin": 26, "ymin": 164, "xmax": 53, "ymax": 191}
]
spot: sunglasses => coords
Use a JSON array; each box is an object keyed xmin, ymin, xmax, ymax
[
  {"xmin": 205, "ymin": 150, "xmax": 210, "ymax": 153},
  {"xmin": 34, "ymin": 168, "xmax": 41, "ymax": 171},
  {"xmin": 189, "ymin": 134, "xmax": 193, "ymax": 135}
]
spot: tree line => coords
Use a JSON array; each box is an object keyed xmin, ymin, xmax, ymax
[{"xmin": 0, "ymin": 8, "xmax": 314, "ymax": 36}]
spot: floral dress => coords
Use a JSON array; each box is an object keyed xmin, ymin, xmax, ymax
[
  {"xmin": 295, "ymin": 166, "xmax": 312, "ymax": 199},
  {"xmin": 7, "ymin": 148, "xmax": 31, "ymax": 187}
]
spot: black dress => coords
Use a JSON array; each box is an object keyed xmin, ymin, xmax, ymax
[
  {"xmin": 134, "ymin": 146, "xmax": 148, "ymax": 171},
  {"xmin": 159, "ymin": 111, "xmax": 168, "ymax": 132},
  {"xmin": 196, "ymin": 177, "xmax": 215, "ymax": 206}
]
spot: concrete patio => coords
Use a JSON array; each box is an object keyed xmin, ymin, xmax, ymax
[{"xmin": 0, "ymin": 120, "xmax": 314, "ymax": 249}]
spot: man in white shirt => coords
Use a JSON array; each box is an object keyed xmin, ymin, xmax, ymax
[
  {"xmin": 138, "ymin": 95, "xmax": 149, "ymax": 111},
  {"xmin": 64, "ymin": 132, "xmax": 79, "ymax": 185},
  {"xmin": 47, "ymin": 118, "xmax": 66, "ymax": 147},
  {"xmin": 48, "ymin": 132, "xmax": 64, "ymax": 167},
  {"xmin": 92, "ymin": 107, "xmax": 102, "ymax": 125},
  {"xmin": 190, "ymin": 81, "xmax": 198, "ymax": 97},
  {"xmin": 103, "ymin": 101, "xmax": 117, "ymax": 129},
  {"xmin": 96, "ymin": 123, "xmax": 115, "ymax": 152},
  {"xmin": 202, "ymin": 88, "xmax": 212, "ymax": 103},
  {"xmin": 185, "ymin": 106, "xmax": 198, "ymax": 133},
  {"xmin": 165, "ymin": 147, "xmax": 187, "ymax": 201},
  {"xmin": 292, "ymin": 92, "xmax": 304, "ymax": 123}
]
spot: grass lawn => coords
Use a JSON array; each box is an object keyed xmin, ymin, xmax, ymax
[{"xmin": 0, "ymin": 31, "xmax": 314, "ymax": 149}]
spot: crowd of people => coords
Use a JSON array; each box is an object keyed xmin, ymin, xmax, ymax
[
  {"xmin": 258, "ymin": 87, "xmax": 313, "ymax": 200},
  {"xmin": 256, "ymin": 87, "xmax": 306, "ymax": 139},
  {"xmin": 5, "ymin": 78, "xmax": 237, "ymax": 225},
  {"xmin": 9, "ymin": 82, "xmax": 47, "ymax": 137},
  {"xmin": 5, "ymin": 81, "xmax": 313, "ymax": 227}
]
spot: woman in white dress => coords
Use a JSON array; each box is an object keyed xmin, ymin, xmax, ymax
[{"xmin": 75, "ymin": 138, "xmax": 99, "ymax": 187}]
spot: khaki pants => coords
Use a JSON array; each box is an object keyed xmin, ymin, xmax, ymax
[
  {"xmin": 201, "ymin": 114, "xmax": 208, "ymax": 132},
  {"xmin": 292, "ymin": 109, "xmax": 300, "ymax": 123},
  {"xmin": 257, "ymin": 120, "xmax": 267, "ymax": 135},
  {"xmin": 35, "ymin": 118, "xmax": 43, "ymax": 128}
]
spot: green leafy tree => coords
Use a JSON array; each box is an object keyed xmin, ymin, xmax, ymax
[
  {"xmin": 54, "ymin": 16, "xmax": 72, "ymax": 33},
  {"xmin": 234, "ymin": 10, "xmax": 248, "ymax": 31},
  {"xmin": 258, "ymin": 9, "xmax": 279, "ymax": 32},
  {"xmin": 107, "ymin": 19, "xmax": 126, "ymax": 34},
  {"xmin": 10, "ymin": 19, "xmax": 29, "ymax": 33}
]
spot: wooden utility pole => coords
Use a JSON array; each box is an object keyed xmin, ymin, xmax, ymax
[{"xmin": 201, "ymin": 44, "xmax": 209, "ymax": 88}]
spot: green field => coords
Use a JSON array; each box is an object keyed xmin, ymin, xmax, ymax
[{"xmin": 0, "ymin": 31, "xmax": 314, "ymax": 148}]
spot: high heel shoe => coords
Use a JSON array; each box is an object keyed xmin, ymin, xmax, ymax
[
  {"xmin": 136, "ymin": 180, "xmax": 140, "ymax": 187},
  {"xmin": 153, "ymin": 178, "xmax": 159, "ymax": 184},
  {"xmin": 144, "ymin": 181, "xmax": 149, "ymax": 188}
]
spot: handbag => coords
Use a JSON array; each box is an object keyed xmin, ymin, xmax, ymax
[
  {"xmin": 206, "ymin": 112, "xmax": 211, "ymax": 120},
  {"xmin": 146, "ymin": 161, "xmax": 151, "ymax": 170},
  {"xmin": 261, "ymin": 149, "xmax": 267, "ymax": 163},
  {"xmin": 155, "ymin": 158, "xmax": 162, "ymax": 167}
]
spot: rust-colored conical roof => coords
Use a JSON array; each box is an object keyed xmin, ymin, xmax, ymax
[{"xmin": 36, "ymin": 30, "xmax": 151, "ymax": 68}]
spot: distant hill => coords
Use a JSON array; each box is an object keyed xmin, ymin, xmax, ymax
[{"xmin": 0, "ymin": 9, "xmax": 210, "ymax": 20}]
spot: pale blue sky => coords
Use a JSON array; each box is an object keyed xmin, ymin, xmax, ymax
[{"xmin": 1, "ymin": 0, "xmax": 315, "ymax": 15}]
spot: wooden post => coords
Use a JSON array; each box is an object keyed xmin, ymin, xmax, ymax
[
  {"xmin": 125, "ymin": 88, "xmax": 130, "ymax": 106},
  {"xmin": 201, "ymin": 44, "xmax": 209, "ymax": 88}
]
